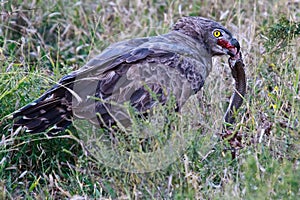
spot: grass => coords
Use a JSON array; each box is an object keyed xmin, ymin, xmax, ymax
[{"xmin": 0, "ymin": 0, "xmax": 300, "ymax": 199}]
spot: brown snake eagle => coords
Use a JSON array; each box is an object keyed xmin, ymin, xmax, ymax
[{"xmin": 13, "ymin": 17, "xmax": 244, "ymax": 134}]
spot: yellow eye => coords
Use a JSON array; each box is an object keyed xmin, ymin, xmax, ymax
[{"xmin": 213, "ymin": 30, "xmax": 222, "ymax": 38}]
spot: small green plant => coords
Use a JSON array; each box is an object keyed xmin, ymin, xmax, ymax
[{"xmin": 264, "ymin": 16, "xmax": 300, "ymax": 53}]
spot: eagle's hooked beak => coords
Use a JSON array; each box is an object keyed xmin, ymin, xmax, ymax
[
  {"xmin": 226, "ymin": 38, "xmax": 240, "ymax": 57},
  {"xmin": 230, "ymin": 38, "xmax": 240, "ymax": 53},
  {"xmin": 217, "ymin": 37, "xmax": 241, "ymax": 57}
]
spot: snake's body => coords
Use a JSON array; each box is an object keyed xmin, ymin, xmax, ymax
[{"xmin": 224, "ymin": 54, "xmax": 246, "ymax": 124}]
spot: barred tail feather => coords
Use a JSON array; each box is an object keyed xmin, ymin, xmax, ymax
[{"xmin": 13, "ymin": 84, "xmax": 73, "ymax": 134}]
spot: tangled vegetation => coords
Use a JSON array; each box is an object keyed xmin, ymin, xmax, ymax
[{"xmin": 0, "ymin": 0, "xmax": 299, "ymax": 199}]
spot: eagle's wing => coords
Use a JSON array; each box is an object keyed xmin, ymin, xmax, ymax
[{"xmin": 13, "ymin": 32, "xmax": 212, "ymax": 133}]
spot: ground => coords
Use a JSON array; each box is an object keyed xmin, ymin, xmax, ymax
[{"xmin": 0, "ymin": 0, "xmax": 300, "ymax": 199}]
